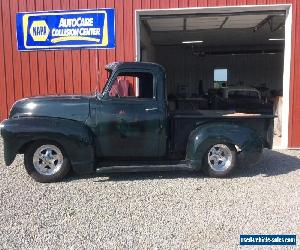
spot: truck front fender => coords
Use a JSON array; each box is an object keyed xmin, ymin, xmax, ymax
[
  {"xmin": 186, "ymin": 122, "xmax": 263, "ymax": 169},
  {"xmin": 1, "ymin": 117, "xmax": 95, "ymax": 174}
]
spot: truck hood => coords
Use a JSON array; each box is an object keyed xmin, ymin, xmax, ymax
[{"xmin": 9, "ymin": 95, "xmax": 92, "ymax": 122}]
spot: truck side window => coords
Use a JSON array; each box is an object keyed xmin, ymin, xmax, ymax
[{"xmin": 109, "ymin": 72, "xmax": 155, "ymax": 99}]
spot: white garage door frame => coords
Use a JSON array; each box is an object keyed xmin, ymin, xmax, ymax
[{"xmin": 135, "ymin": 4, "xmax": 292, "ymax": 149}]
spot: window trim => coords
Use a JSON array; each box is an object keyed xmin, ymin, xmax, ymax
[
  {"xmin": 213, "ymin": 68, "xmax": 229, "ymax": 88},
  {"xmin": 103, "ymin": 68, "xmax": 157, "ymax": 100}
]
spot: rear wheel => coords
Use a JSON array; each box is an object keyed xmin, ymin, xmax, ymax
[
  {"xmin": 203, "ymin": 143, "xmax": 237, "ymax": 177},
  {"xmin": 24, "ymin": 141, "xmax": 70, "ymax": 183}
]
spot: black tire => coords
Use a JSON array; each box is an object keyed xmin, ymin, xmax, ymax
[
  {"xmin": 203, "ymin": 143, "xmax": 237, "ymax": 178},
  {"xmin": 24, "ymin": 140, "xmax": 70, "ymax": 183}
]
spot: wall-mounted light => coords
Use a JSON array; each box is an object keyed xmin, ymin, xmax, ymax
[
  {"xmin": 182, "ymin": 40, "xmax": 203, "ymax": 44},
  {"xmin": 268, "ymin": 38, "xmax": 285, "ymax": 41}
]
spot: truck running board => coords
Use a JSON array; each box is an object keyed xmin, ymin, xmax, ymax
[{"xmin": 95, "ymin": 161, "xmax": 194, "ymax": 174}]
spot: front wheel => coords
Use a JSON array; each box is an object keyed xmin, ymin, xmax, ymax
[
  {"xmin": 24, "ymin": 141, "xmax": 70, "ymax": 183},
  {"xmin": 203, "ymin": 143, "xmax": 237, "ymax": 177}
]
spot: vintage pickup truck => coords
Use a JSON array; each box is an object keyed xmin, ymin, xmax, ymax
[{"xmin": 0, "ymin": 62, "xmax": 274, "ymax": 182}]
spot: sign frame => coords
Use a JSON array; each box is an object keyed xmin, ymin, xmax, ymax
[{"xmin": 16, "ymin": 8, "xmax": 115, "ymax": 51}]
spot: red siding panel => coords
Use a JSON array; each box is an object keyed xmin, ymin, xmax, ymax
[
  {"xmin": 125, "ymin": 0, "xmax": 134, "ymax": 62},
  {"xmin": 62, "ymin": 0, "xmax": 74, "ymax": 94},
  {"xmin": 19, "ymin": 0, "xmax": 32, "ymax": 97},
  {"xmin": 189, "ymin": 0, "xmax": 198, "ymax": 7},
  {"xmin": 106, "ymin": 0, "xmax": 116, "ymax": 64},
  {"xmin": 70, "ymin": 0, "xmax": 82, "ymax": 94},
  {"xmin": 169, "ymin": 0, "xmax": 179, "ymax": 8},
  {"xmin": 96, "ymin": 0, "xmax": 108, "ymax": 91},
  {"xmin": 239, "ymin": 0, "xmax": 248, "ymax": 5},
  {"xmin": 79, "ymin": 0, "xmax": 91, "ymax": 94},
  {"xmin": 115, "ymin": 0, "xmax": 125, "ymax": 63},
  {"xmin": 88, "ymin": 0, "xmax": 98, "ymax": 92},
  {"xmin": 71, "ymin": 50, "xmax": 82, "ymax": 94},
  {"xmin": 246, "ymin": 0, "xmax": 259, "ymax": 5},
  {"xmin": 142, "ymin": 0, "xmax": 151, "ymax": 9},
  {"xmin": 2, "ymin": 0, "xmax": 16, "ymax": 111},
  {"xmin": 226, "ymin": 0, "xmax": 238, "ymax": 5},
  {"xmin": 35, "ymin": 0, "xmax": 48, "ymax": 95},
  {"xmin": 198, "ymin": 0, "xmax": 209, "ymax": 6},
  {"xmin": 43, "ymin": 0, "xmax": 56, "ymax": 94},
  {"xmin": 27, "ymin": 0, "xmax": 40, "ymax": 96},
  {"xmin": 160, "ymin": 0, "xmax": 170, "ymax": 8},
  {"xmin": 0, "ymin": 0, "xmax": 8, "ymax": 119},
  {"xmin": 10, "ymin": 0, "xmax": 23, "ymax": 100},
  {"xmin": 53, "ymin": 0, "xmax": 65, "ymax": 94},
  {"xmin": 151, "ymin": 0, "xmax": 160, "ymax": 9},
  {"xmin": 179, "ymin": 0, "xmax": 189, "ymax": 8}
]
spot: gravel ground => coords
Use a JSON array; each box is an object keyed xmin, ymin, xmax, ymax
[{"xmin": 0, "ymin": 138, "xmax": 299, "ymax": 249}]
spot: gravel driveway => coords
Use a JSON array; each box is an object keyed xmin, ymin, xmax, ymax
[{"xmin": 0, "ymin": 138, "xmax": 299, "ymax": 249}]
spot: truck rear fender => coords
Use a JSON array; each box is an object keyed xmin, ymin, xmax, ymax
[
  {"xmin": 186, "ymin": 122, "xmax": 263, "ymax": 169},
  {"xmin": 1, "ymin": 117, "xmax": 95, "ymax": 174}
]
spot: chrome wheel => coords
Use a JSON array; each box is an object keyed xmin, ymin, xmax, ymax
[
  {"xmin": 32, "ymin": 145, "xmax": 64, "ymax": 176},
  {"xmin": 207, "ymin": 144, "xmax": 233, "ymax": 172}
]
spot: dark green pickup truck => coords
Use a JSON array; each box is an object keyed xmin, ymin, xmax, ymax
[{"xmin": 0, "ymin": 62, "xmax": 274, "ymax": 182}]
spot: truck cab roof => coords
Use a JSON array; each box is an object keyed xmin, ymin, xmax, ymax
[{"xmin": 105, "ymin": 61, "xmax": 165, "ymax": 73}]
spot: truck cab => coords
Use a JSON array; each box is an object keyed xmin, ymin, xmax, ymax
[{"xmin": 89, "ymin": 62, "xmax": 168, "ymax": 159}]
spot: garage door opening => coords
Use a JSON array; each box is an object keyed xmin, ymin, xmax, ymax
[{"xmin": 136, "ymin": 5, "xmax": 292, "ymax": 149}]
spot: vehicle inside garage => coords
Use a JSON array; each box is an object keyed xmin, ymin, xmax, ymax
[{"xmin": 138, "ymin": 10, "xmax": 286, "ymax": 147}]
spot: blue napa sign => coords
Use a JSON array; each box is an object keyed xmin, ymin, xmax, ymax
[{"xmin": 16, "ymin": 9, "xmax": 115, "ymax": 51}]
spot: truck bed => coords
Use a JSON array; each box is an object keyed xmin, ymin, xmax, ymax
[
  {"xmin": 169, "ymin": 110, "xmax": 274, "ymax": 157},
  {"xmin": 171, "ymin": 110, "xmax": 274, "ymax": 118}
]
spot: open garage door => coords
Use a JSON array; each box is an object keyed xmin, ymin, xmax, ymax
[{"xmin": 136, "ymin": 5, "xmax": 291, "ymax": 149}]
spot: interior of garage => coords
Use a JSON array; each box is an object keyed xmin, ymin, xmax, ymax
[{"xmin": 138, "ymin": 11, "xmax": 286, "ymax": 147}]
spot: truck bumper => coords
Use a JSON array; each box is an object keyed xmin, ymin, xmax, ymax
[{"xmin": 0, "ymin": 119, "xmax": 18, "ymax": 166}]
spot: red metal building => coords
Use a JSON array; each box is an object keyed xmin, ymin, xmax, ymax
[{"xmin": 0, "ymin": 0, "xmax": 299, "ymax": 148}]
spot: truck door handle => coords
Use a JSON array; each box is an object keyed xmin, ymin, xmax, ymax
[{"xmin": 145, "ymin": 107, "xmax": 158, "ymax": 112}]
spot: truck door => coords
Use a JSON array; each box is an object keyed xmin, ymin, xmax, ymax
[{"xmin": 97, "ymin": 69, "xmax": 167, "ymax": 158}]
